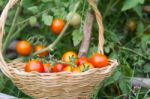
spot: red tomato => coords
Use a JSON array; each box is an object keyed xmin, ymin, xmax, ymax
[
  {"xmin": 61, "ymin": 51, "xmax": 77, "ymax": 63},
  {"xmin": 62, "ymin": 65, "xmax": 72, "ymax": 72},
  {"xmin": 34, "ymin": 45, "xmax": 48, "ymax": 57},
  {"xmin": 89, "ymin": 53, "xmax": 109, "ymax": 68},
  {"xmin": 25, "ymin": 60, "xmax": 44, "ymax": 73},
  {"xmin": 79, "ymin": 62, "xmax": 94, "ymax": 72},
  {"xmin": 43, "ymin": 63, "xmax": 51, "ymax": 73},
  {"xmin": 51, "ymin": 64, "xmax": 65, "ymax": 73},
  {"xmin": 50, "ymin": 19, "xmax": 65, "ymax": 35},
  {"xmin": 16, "ymin": 41, "xmax": 32, "ymax": 56},
  {"xmin": 76, "ymin": 57, "xmax": 89, "ymax": 66}
]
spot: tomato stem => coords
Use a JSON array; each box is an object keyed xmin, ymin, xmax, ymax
[
  {"xmin": 2, "ymin": 0, "xmax": 23, "ymax": 54},
  {"xmin": 33, "ymin": 1, "xmax": 81, "ymax": 56}
]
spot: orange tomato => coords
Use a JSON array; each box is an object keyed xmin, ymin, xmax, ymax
[
  {"xmin": 89, "ymin": 53, "xmax": 109, "ymax": 68},
  {"xmin": 34, "ymin": 45, "xmax": 48, "ymax": 57},
  {"xmin": 50, "ymin": 19, "xmax": 65, "ymax": 35},
  {"xmin": 43, "ymin": 63, "xmax": 51, "ymax": 73},
  {"xmin": 79, "ymin": 62, "xmax": 94, "ymax": 72},
  {"xmin": 72, "ymin": 67, "xmax": 81, "ymax": 73},
  {"xmin": 61, "ymin": 51, "xmax": 77, "ymax": 63},
  {"xmin": 25, "ymin": 60, "xmax": 44, "ymax": 73},
  {"xmin": 62, "ymin": 65, "xmax": 72, "ymax": 72},
  {"xmin": 16, "ymin": 41, "xmax": 32, "ymax": 56}
]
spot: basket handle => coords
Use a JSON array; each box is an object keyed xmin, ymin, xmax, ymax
[
  {"xmin": 88, "ymin": 0, "xmax": 104, "ymax": 54},
  {"xmin": 0, "ymin": 0, "xmax": 18, "ymax": 78}
]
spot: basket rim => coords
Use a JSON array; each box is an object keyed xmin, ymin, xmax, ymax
[{"xmin": 8, "ymin": 59, "xmax": 118, "ymax": 77}]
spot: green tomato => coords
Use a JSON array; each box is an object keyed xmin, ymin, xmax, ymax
[
  {"xmin": 29, "ymin": 16, "xmax": 37, "ymax": 27},
  {"xmin": 127, "ymin": 19, "xmax": 137, "ymax": 33},
  {"xmin": 67, "ymin": 12, "xmax": 81, "ymax": 27}
]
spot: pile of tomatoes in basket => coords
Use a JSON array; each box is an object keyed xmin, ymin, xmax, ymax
[
  {"xmin": 15, "ymin": 14, "xmax": 109, "ymax": 73},
  {"xmin": 24, "ymin": 51, "xmax": 109, "ymax": 73}
]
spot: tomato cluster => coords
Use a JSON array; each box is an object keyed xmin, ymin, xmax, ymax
[
  {"xmin": 24, "ymin": 51, "xmax": 109, "ymax": 73},
  {"xmin": 16, "ymin": 41, "xmax": 48, "ymax": 57}
]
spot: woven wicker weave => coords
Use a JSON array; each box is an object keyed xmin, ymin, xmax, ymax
[{"xmin": 0, "ymin": 0, "xmax": 118, "ymax": 99}]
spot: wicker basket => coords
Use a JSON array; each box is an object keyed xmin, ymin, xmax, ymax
[{"xmin": 0, "ymin": 0, "xmax": 118, "ymax": 99}]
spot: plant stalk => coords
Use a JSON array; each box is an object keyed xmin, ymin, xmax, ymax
[
  {"xmin": 2, "ymin": 0, "xmax": 23, "ymax": 54},
  {"xmin": 33, "ymin": 1, "xmax": 81, "ymax": 56}
]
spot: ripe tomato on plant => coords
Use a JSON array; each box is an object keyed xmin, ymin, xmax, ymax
[
  {"xmin": 43, "ymin": 63, "xmax": 51, "ymax": 73},
  {"xmin": 62, "ymin": 65, "xmax": 72, "ymax": 72},
  {"xmin": 50, "ymin": 19, "xmax": 65, "ymax": 35},
  {"xmin": 51, "ymin": 64, "xmax": 65, "ymax": 73},
  {"xmin": 25, "ymin": 60, "xmax": 44, "ymax": 73},
  {"xmin": 34, "ymin": 45, "xmax": 48, "ymax": 57},
  {"xmin": 89, "ymin": 53, "xmax": 109, "ymax": 68},
  {"xmin": 16, "ymin": 41, "xmax": 32, "ymax": 56},
  {"xmin": 76, "ymin": 57, "xmax": 89, "ymax": 66},
  {"xmin": 61, "ymin": 51, "xmax": 77, "ymax": 63},
  {"xmin": 79, "ymin": 62, "xmax": 94, "ymax": 72}
]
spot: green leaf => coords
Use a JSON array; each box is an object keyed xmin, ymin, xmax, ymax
[
  {"xmin": 122, "ymin": 0, "xmax": 144, "ymax": 11},
  {"xmin": 138, "ymin": 0, "xmax": 144, "ymax": 4},
  {"xmin": 137, "ymin": 22, "xmax": 144, "ymax": 35},
  {"xmin": 87, "ymin": 46, "xmax": 98, "ymax": 58},
  {"xmin": 42, "ymin": 13, "xmax": 53, "ymax": 26},
  {"xmin": 119, "ymin": 78, "xmax": 130, "ymax": 94},
  {"xmin": 22, "ymin": 0, "xmax": 33, "ymax": 8},
  {"xmin": 104, "ymin": 71, "xmax": 121, "ymax": 87},
  {"xmin": 41, "ymin": 0, "xmax": 53, "ymax": 2},
  {"xmin": 72, "ymin": 29, "xmax": 83, "ymax": 46},
  {"xmin": 133, "ymin": 5, "xmax": 142, "ymax": 18},
  {"xmin": 27, "ymin": 6, "xmax": 39, "ymax": 14},
  {"xmin": 143, "ymin": 63, "xmax": 150, "ymax": 73}
]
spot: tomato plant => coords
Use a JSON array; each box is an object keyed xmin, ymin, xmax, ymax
[
  {"xmin": 16, "ymin": 41, "xmax": 32, "ymax": 56},
  {"xmin": 25, "ymin": 60, "xmax": 44, "ymax": 73},
  {"xmin": 50, "ymin": 19, "xmax": 65, "ymax": 35}
]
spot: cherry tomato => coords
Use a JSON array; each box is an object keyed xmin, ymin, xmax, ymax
[
  {"xmin": 62, "ymin": 65, "xmax": 72, "ymax": 72},
  {"xmin": 25, "ymin": 60, "xmax": 44, "ymax": 73},
  {"xmin": 72, "ymin": 67, "xmax": 81, "ymax": 73},
  {"xmin": 79, "ymin": 62, "xmax": 94, "ymax": 72},
  {"xmin": 127, "ymin": 19, "xmax": 137, "ymax": 32},
  {"xmin": 43, "ymin": 63, "xmax": 51, "ymax": 73},
  {"xmin": 34, "ymin": 45, "xmax": 48, "ymax": 57},
  {"xmin": 61, "ymin": 51, "xmax": 77, "ymax": 63},
  {"xmin": 76, "ymin": 57, "xmax": 89, "ymax": 66},
  {"xmin": 89, "ymin": 53, "xmax": 109, "ymax": 68},
  {"xmin": 51, "ymin": 64, "xmax": 65, "ymax": 73},
  {"xmin": 50, "ymin": 19, "xmax": 65, "ymax": 35},
  {"xmin": 16, "ymin": 41, "xmax": 32, "ymax": 56},
  {"xmin": 67, "ymin": 12, "xmax": 81, "ymax": 27}
]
